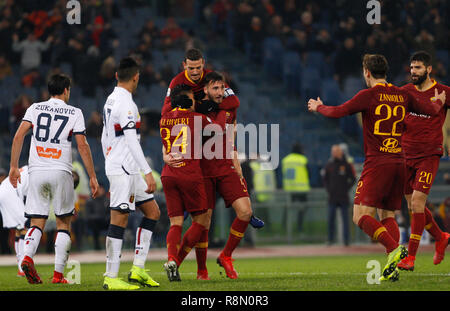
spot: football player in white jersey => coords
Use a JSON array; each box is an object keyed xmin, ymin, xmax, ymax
[
  {"xmin": 0, "ymin": 166, "xmax": 29, "ymax": 277},
  {"xmin": 9, "ymin": 74, "xmax": 99, "ymax": 284},
  {"xmin": 101, "ymin": 57, "xmax": 160, "ymax": 290}
]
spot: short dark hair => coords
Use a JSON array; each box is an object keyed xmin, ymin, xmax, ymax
[
  {"xmin": 48, "ymin": 74, "xmax": 71, "ymax": 96},
  {"xmin": 117, "ymin": 57, "xmax": 140, "ymax": 82},
  {"xmin": 170, "ymin": 84, "xmax": 193, "ymax": 109},
  {"xmin": 184, "ymin": 48, "xmax": 203, "ymax": 62},
  {"xmin": 204, "ymin": 71, "xmax": 225, "ymax": 86},
  {"xmin": 362, "ymin": 54, "xmax": 389, "ymax": 79},
  {"xmin": 410, "ymin": 51, "xmax": 432, "ymax": 67}
]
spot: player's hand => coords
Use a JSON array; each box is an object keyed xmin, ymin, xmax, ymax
[
  {"xmin": 163, "ymin": 152, "xmax": 184, "ymax": 167},
  {"xmin": 8, "ymin": 167, "xmax": 20, "ymax": 188},
  {"xmin": 144, "ymin": 172, "xmax": 157, "ymax": 194},
  {"xmin": 433, "ymin": 88, "xmax": 446, "ymax": 106},
  {"xmin": 89, "ymin": 177, "xmax": 99, "ymax": 199},
  {"xmin": 307, "ymin": 97, "xmax": 323, "ymax": 112}
]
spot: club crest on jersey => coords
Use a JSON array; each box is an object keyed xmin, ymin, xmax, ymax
[{"xmin": 380, "ymin": 138, "xmax": 401, "ymax": 153}]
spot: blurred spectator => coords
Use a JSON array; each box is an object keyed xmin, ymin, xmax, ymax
[
  {"xmin": 159, "ymin": 63, "xmax": 175, "ymax": 86},
  {"xmin": 0, "ymin": 54, "xmax": 12, "ymax": 81},
  {"xmin": 313, "ymin": 29, "xmax": 334, "ymax": 57},
  {"xmin": 86, "ymin": 111, "xmax": 103, "ymax": 140},
  {"xmin": 280, "ymin": 0, "xmax": 298, "ymax": 27},
  {"xmin": 140, "ymin": 63, "xmax": 164, "ymax": 88},
  {"xmin": 12, "ymin": 94, "xmax": 32, "ymax": 129},
  {"xmin": 12, "ymin": 32, "xmax": 53, "ymax": 72},
  {"xmin": 245, "ymin": 16, "xmax": 266, "ymax": 64},
  {"xmin": 210, "ymin": 0, "xmax": 233, "ymax": 33},
  {"xmin": 414, "ymin": 30, "xmax": 435, "ymax": 57},
  {"xmin": 139, "ymin": 20, "xmax": 161, "ymax": 42},
  {"xmin": 266, "ymin": 15, "xmax": 290, "ymax": 41},
  {"xmin": 160, "ymin": 17, "xmax": 187, "ymax": 49},
  {"xmin": 334, "ymin": 37, "xmax": 361, "ymax": 83},
  {"xmin": 85, "ymin": 183, "xmax": 109, "ymax": 250},
  {"xmin": 229, "ymin": 2, "xmax": 254, "ymax": 50},
  {"xmin": 282, "ymin": 143, "xmax": 310, "ymax": 232},
  {"xmin": 287, "ymin": 29, "xmax": 313, "ymax": 54},
  {"xmin": 99, "ymin": 55, "xmax": 116, "ymax": 88},
  {"xmin": 321, "ymin": 144, "xmax": 356, "ymax": 246}
]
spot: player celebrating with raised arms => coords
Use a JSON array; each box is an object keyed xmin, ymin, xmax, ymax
[
  {"xmin": 160, "ymin": 84, "xmax": 226, "ymax": 281},
  {"xmin": 9, "ymin": 74, "xmax": 99, "ymax": 284},
  {"xmin": 101, "ymin": 57, "xmax": 160, "ymax": 290},
  {"xmin": 307, "ymin": 54, "xmax": 445, "ymax": 281},
  {"xmin": 397, "ymin": 51, "xmax": 450, "ymax": 271}
]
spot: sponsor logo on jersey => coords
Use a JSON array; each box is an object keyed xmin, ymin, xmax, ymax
[
  {"xmin": 379, "ymin": 138, "xmax": 401, "ymax": 153},
  {"xmin": 36, "ymin": 146, "xmax": 62, "ymax": 159}
]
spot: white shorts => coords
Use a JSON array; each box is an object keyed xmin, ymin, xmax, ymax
[
  {"xmin": 25, "ymin": 170, "xmax": 75, "ymax": 218},
  {"xmin": 107, "ymin": 173, "xmax": 154, "ymax": 213},
  {"xmin": 0, "ymin": 185, "xmax": 26, "ymax": 229}
]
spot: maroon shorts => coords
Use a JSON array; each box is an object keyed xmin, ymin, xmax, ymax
[
  {"xmin": 404, "ymin": 156, "xmax": 440, "ymax": 195},
  {"xmin": 353, "ymin": 162, "xmax": 405, "ymax": 211},
  {"xmin": 204, "ymin": 172, "xmax": 250, "ymax": 209},
  {"xmin": 161, "ymin": 176, "xmax": 208, "ymax": 218}
]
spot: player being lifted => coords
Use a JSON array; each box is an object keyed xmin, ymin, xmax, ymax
[
  {"xmin": 166, "ymin": 72, "xmax": 254, "ymax": 279},
  {"xmin": 307, "ymin": 54, "xmax": 445, "ymax": 281},
  {"xmin": 160, "ymin": 84, "xmax": 226, "ymax": 281},
  {"xmin": 101, "ymin": 57, "xmax": 160, "ymax": 290},
  {"xmin": 397, "ymin": 51, "xmax": 450, "ymax": 271},
  {"xmin": 9, "ymin": 74, "xmax": 99, "ymax": 284}
]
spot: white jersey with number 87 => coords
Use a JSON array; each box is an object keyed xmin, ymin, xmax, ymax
[{"xmin": 23, "ymin": 97, "xmax": 86, "ymax": 173}]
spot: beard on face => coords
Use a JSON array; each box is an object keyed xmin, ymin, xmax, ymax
[{"xmin": 411, "ymin": 71, "xmax": 428, "ymax": 85}]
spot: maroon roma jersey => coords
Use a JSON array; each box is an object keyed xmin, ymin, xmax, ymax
[
  {"xmin": 160, "ymin": 108, "xmax": 225, "ymax": 178},
  {"xmin": 317, "ymin": 83, "xmax": 443, "ymax": 166},
  {"xmin": 201, "ymin": 108, "xmax": 237, "ymax": 178},
  {"xmin": 161, "ymin": 69, "xmax": 240, "ymax": 116},
  {"xmin": 401, "ymin": 80, "xmax": 450, "ymax": 159}
]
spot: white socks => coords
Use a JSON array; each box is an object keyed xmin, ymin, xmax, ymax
[
  {"xmin": 133, "ymin": 227, "xmax": 153, "ymax": 268},
  {"xmin": 54, "ymin": 230, "xmax": 71, "ymax": 273},
  {"xmin": 105, "ymin": 224, "xmax": 125, "ymax": 278},
  {"xmin": 15, "ymin": 235, "xmax": 25, "ymax": 272},
  {"xmin": 105, "ymin": 236, "xmax": 123, "ymax": 278},
  {"xmin": 23, "ymin": 226, "xmax": 42, "ymax": 259}
]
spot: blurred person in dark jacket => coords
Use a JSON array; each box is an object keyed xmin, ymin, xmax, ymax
[{"xmin": 322, "ymin": 144, "xmax": 356, "ymax": 246}]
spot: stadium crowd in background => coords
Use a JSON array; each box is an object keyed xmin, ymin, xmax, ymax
[{"xmin": 201, "ymin": 0, "xmax": 448, "ymax": 85}]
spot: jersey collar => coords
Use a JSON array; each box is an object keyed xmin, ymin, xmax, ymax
[
  {"xmin": 414, "ymin": 79, "xmax": 437, "ymax": 92},
  {"xmin": 115, "ymin": 86, "xmax": 133, "ymax": 99},
  {"xmin": 184, "ymin": 70, "xmax": 203, "ymax": 85},
  {"xmin": 49, "ymin": 97, "xmax": 66, "ymax": 105}
]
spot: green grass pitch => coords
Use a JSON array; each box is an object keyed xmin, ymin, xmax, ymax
[{"xmin": 0, "ymin": 254, "xmax": 448, "ymax": 291}]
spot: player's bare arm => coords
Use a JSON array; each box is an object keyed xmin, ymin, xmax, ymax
[
  {"xmin": 144, "ymin": 172, "xmax": 156, "ymax": 194},
  {"xmin": 9, "ymin": 120, "xmax": 32, "ymax": 188},
  {"xmin": 75, "ymin": 134, "xmax": 99, "ymax": 199}
]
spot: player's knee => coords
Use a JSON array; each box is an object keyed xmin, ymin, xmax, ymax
[
  {"xmin": 352, "ymin": 213, "xmax": 361, "ymax": 226},
  {"xmin": 237, "ymin": 206, "xmax": 253, "ymax": 222}
]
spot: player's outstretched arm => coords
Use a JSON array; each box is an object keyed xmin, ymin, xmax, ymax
[
  {"xmin": 307, "ymin": 90, "xmax": 369, "ymax": 118},
  {"xmin": 9, "ymin": 121, "xmax": 32, "ymax": 188},
  {"xmin": 409, "ymin": 88, "xmax": 446, "ymax": 116},
  {"xmin": 75, "ymin": 134, "xmax": 99, "ymax": 198}
]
